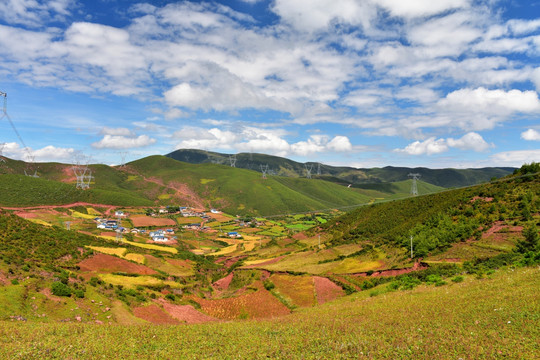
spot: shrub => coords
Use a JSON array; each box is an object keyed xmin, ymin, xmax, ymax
[
  {"xmin": 165, "ymin": 293, "xmax": 176, "ymax": 301},
  {"xmin": 51, "ymin": 281, "xmax": 72, "ymax": 297},
  {"xmin": 263, "ymin": 280, "xmax": 275, "ymax": 291},
  {"xmin": 73, "ymin": 289, "xmax": 85, "ymax": 298},
  {"xmin": 451, "ymin": 276, "xmax": 464, "ymax": 283}
]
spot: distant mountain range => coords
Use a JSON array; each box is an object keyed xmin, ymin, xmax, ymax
[{"xmin": 166, "ymin": 149, "xmax": 515, "ymax": 188}]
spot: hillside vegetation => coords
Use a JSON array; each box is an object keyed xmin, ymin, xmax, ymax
[
  {"xmin": 166, "ymin": 148, "xmax": 513, "ymax": 187},
  {"xmin": 0, "ymin": 155, "xmax": 441, "ymax": 216},
  {"xmin": 1, "ymin": 267, "xmax": 537, "ymax": 359}
]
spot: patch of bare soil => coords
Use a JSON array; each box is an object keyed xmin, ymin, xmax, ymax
[
  {"xmin": 131, "ymin": 216, "xmax": 176, "ymax": 227},
  {"xmin": 313, "ymin": 276, "xmax": 345, "ymax": 304},
  {"xmin": 133, "ymin": 304, "xmax": 179, "ymax": 324},
  {"xmin": 78, "ymin": 253, "xmax": 158, "ymax": 275},
  {"xmin": 213, "ymin": 272, "xmax": 234, "ymax": 291},
  {"xmin": 40, "ymin": 288, "xmax": 64, "ymax": 303},
  {"xmin": 157, "ymin": 299, "xmax": 217, "ymax": 324}
]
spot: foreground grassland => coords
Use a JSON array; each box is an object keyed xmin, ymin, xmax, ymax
[{"xmin": 1, "ymin": 267, "xmax": 538, "ymax": 359}]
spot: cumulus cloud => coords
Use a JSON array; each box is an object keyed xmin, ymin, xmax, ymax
[
  {"xmin": 521, "ymin": 129, "xmax": 540, "ymax": 141},
  {"xmin": 172, "ymin": 125, "xmax": 353, "ymax": 157},
  {"xmin": 395, "ymin": 132, "xmax": 490, "ymax": 155},
  {"xmin": 1, "ymin": 142, "xmax": 75, "ymax": 162},
  {"xmin": 490, "ymin": 150, "xmax": 540, "ymax": 166},
  {"xmin": 446, "ymin": 132, "xmax": 491, "ymax": 152},
  {"xmin": 395, "ymin": 137, "xmax": 449, "ymax": 156},
  {"xmin": 439, "ymin": 87, "xmax": 540, "ymax": 114},
  {"xmin": 91, "ymin": 135, "xmax": 156, "ymax": 149},
  {"xmin": 100, "ymin": 127, "xmax": 136, "ymax": 137},
  {"xmin": 0, "ymin": 0, "xmax": 73, "ymax": 27},
  {"xmin": 377, "ymin": 0, "xmax": 469, "ymax": 19}
]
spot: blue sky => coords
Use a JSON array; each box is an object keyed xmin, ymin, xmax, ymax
[{"xmin": 0, "ymin": 0, "xmax": 539, "ymax": 168}]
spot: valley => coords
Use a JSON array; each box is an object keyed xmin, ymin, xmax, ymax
[{"xmin": 0, "ymin": 156, "xmax": 538, "ymax": 358}]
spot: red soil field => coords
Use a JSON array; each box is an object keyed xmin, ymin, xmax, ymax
[
  {"xmin": 313, "ymin": 276, "xmax": 345, "ymax": 304},
  {"xmin": 133, "ymin": 304, "xmax": 179, "ymax": 324},
  {"xmin": 130, "ymin": 215, "xmax": 176, "ymax": 227},
  {"xmin": 157, "ymin": 299, "xmax": 217, "ymax": 324},
  {"xmin": 212, "ymin": 272, "xmax": 234, "ymax": 291},
  {"xmin": 78, "ymin": 253, "xmax": 158, "ymax": 275},
  {"xmin": 190, "ymin": 282, "xmax": 290, "ymax": 320}
]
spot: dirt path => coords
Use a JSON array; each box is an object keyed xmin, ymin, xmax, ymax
[{"xmin": 1, "ymin": 202, "xmax": 118, "ymax": 215}]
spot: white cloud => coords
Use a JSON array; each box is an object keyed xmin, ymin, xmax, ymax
[
  {"xmin": 100, "ymin": 127, "xmax": 136, "ymax": 137},
  {"xmin": 439, "ymin": 87, "xmax": 540, "ymax": 114},
  {"xmin": 490, "ymin": 150, "xmax": 540, "ymax": 167},
  {"xmin": 91, "ymin": 135, "xmax": 156, "ymax": 149},
  {"xmin": 1, "ymin": 142, "xmax": 75, "ymax": 162},
  {"xmin": 377, "ymin": 0, "xmax": 469, "ymax": 19},
  {"xmin": 395, "ymin": 132, "xmax": 490, "ymax": 155},
  {"xmin": 327, "ymin": 136, "xmax": 353, "ymax": 152},
  {"xmin": 447, "ymin": 132, "xmax": 491, "ymax": 152},
  {"xmin": 271, "ymin": 0, "xmax": 376, "ymax": 33},
  {"xmin": 521, "ymin": 129, "xmax": 540, "ymax": 141},
  {"xmin": 0, "ymin": 0, "xmax": 73, "ymax": 27},
  {"xmin": 532, "ymin": 67, "xmax": 540, "ymax": 92},
  {"xmin": 395, "ymin": 137, "xmax": 449, "ymax": 155}
]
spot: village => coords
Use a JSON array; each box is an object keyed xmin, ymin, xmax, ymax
[{"xmin": 90, "ymin": 205, "xmax": 291, "ymax": 253}]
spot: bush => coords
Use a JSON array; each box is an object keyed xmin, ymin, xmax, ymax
[
  {"xmin": 263, "ymin": 280, "xmax": 275, "ymax": 291},
  {"xmin": 73, "ymin": 289, "xmax": 85, "ymax": 298},
  {"xmin": 165, "ymin": 293, "xmax": 176, "ymax": 301},
  {"xmin": 451, "ymin": 276, "xmax": 464, "ymax": 283},
  {"xmin": 51, "ymin": 281, "xmax": 72, "ymax": 297}
]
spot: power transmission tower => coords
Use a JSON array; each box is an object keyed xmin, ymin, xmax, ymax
[
  {"xmin": 1, "ymin": 91, "xmax": 38, "ymax": 176},
  {"xmin": 118, "ymin": 152, "xmax": 127, "ymax": 167},
  {"xmin": 229, "ymin": 154, "xmax": 237, "ymax": 167},
  {"xmin": 0, "ymin": 142, "xmax": 5, "ymax": 162},
  {"xmin": 305, "ymin": 164, "xmax": 313, "ymax": 179},
  {"xmin": 260, "ymin": 164, "xmax": 269, "ymax": 179},
  {"xmin": 116, "ymin": 214, "xmax": 123, "ymax": 242},
  {"xmin": 72, "ymin": 155, "xmax": 93, "ymax": 190},
  {"xmin": 408, "ymin": 173, "xmax": 421, "ymax": 196}
]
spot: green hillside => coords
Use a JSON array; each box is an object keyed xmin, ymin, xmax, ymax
[
  {"xmin": 1, "ymin": 155, "xmax": 443, "ymax": 215},
  {"xmin": 322, "ymin": 170, "xmax": 540, "ymax": 257},
  {"xmin": 166, "ymin": 148, "xmax": 514, "ymax": 187}
]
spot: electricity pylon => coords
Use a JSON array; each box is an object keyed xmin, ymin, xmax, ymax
[
  {"xmin": 305, "ymin": 164, "xmax": 313, "ymax": 179},
  {"xmin": 408, "ymin": 173, "xmax": 421, "ymax": 196},
  {"xmin": 229, "ymin": 154, "xmax": 237, "ymax": 167},
  {"xmin": 260, "ymin": 164, "xmax": 269, "ymax": 179},
  {"xmin": 72, "ymin": 155, "xmax": 93, "ymax": 190}
]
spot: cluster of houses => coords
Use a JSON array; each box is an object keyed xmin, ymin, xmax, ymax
[
  {"xmin": 95, "ymin": 218, "xmax": 119, "ymax": 230},
  {"xmin": 149, "ymin": 229, "xmax": 175, "ymax": 242}
]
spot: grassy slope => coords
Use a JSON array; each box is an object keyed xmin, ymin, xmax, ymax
[
  {"xmin": 1, "ymin": 267, "xmax": 537, "ymax": 359},
  {"xmin": 1, "ymin": 155, "xmax": 419, "ymax": 214},
  {"xmin": 166, "ymin": 149, "xmax": 514, "ymax": 187},
  {"xmin": 128, "ymin": 156, "xmax": 375, "ymax": 215}
]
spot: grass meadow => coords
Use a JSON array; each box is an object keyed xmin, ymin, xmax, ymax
[{"xmin": 1, "ymin": 267, "xmax": 537, "ymax": 359}]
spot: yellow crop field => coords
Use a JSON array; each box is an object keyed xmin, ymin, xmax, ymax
[
  {"xmin": 124, "ymin": 253, "xmax": 146, "ymax": 264},
  {"xmin": 119, "ymin": 239, "xmax": 178, "ymax": 254},
  {"xmin": 87, "ymin": 246, "xmax": 127, "ymax": 257},
  {"xmin": 98, "ymin": 274, "xmax": 184, "ymax": 289},
  {"xmin": 212, "ymin": 244, "xmax": 237, "ymax": 256},
  {"xmin": 70, "ymin": 210, "xmax": 96, "ymax": 219},
  {"xmin": 86, "ymin": 207, "xmax": 102, "ymax": 216},
  {"xmin": 27, "ymin": 219, "xmax": 52, "ymax": 227}
]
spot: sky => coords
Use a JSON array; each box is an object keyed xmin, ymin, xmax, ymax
[{"xmin": 0, "ymin": 0, "xmax": 539, "ymax": 169}]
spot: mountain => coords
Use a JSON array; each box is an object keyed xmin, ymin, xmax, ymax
[
  {"xmin": 166, "ymin": 149, "xmax": 514, "ymax": 188},
  {"xmin": 1, "ymin": 155, "xmax": 443, "ymax": 215}
]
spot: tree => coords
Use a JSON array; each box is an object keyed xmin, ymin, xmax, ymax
[
  {"xmin": 516, "ymin": 222, "xmax": 539, "ymax": 253},
  {"xmin": 51, "ymin": 281, "xmax": 72, "ymax": 297}
]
